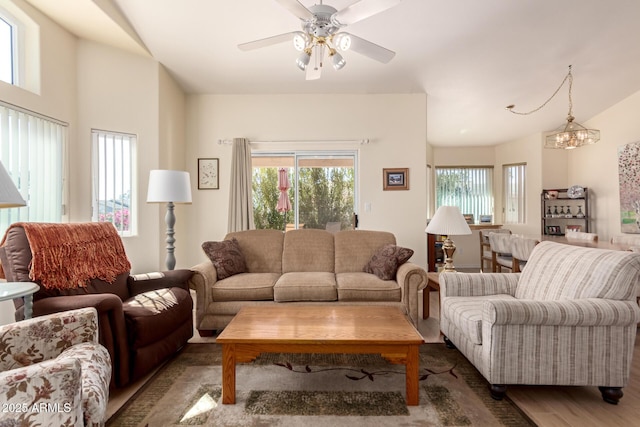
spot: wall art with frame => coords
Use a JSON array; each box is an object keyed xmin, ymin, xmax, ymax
[
  {"xmin": 198, "ymin": 158, "xmax": 219, "ymax": 190},
  {"xmin": 383, "ymin": 168, "xmax": 409, "ymax": 191}
]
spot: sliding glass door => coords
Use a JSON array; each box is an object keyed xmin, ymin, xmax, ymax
[{"xmin": 252, "ymin": 151, "xmax": 357, "ymax": 231}]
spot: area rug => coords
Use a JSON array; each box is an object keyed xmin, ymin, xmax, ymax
[{"xmin": 107, "ymin": 343, "xmax": 535, "ymax": 427}]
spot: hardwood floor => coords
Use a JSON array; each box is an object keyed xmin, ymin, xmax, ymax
[
  {"xmin": 422, "ymin": 289, "xmax": 640, "ymax": 427},
  {"xmin": 108, "ymin": 290, "xmax": 640, "ymax": 426}
]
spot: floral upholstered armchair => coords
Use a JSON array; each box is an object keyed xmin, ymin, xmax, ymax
[{"xmin": 0, "ymin": 307, "xmax": 111, "ymax": 427}]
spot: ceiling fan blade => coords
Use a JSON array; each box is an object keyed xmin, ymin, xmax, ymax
[
  {"xmin": 238, "ymin": 32, "xmax": 299, "ymax": 51},
  {"xmin": 332, "ymin": 0, "xmax": 403, "ymax": 26},
  {"xmin": 305, "ymin": 46, "xmax": 323, "ymax": 80},
  {"xmin": 341, "ymin": 33, "xmax": 396, "ymax": 63},
  {"xmin": 274, "ymin": 0, "xmax": 314, "ymax": 20}
]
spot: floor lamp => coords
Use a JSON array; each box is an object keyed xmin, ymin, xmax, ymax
[
  {"xmin": 146, "ymin": 170, "xmax": 192, "ymax": 270},
  {"xmin": 425, "ymin": 206, "xmax": 472, "ymax": 272},
  {"xmin": 0, "ymin": 161, "xmax": 26, "ymax": 208}
]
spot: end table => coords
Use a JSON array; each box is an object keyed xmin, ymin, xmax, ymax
[
  {"xmin": 0, "ymin": 282, "xmax": 39, "ymax": 319},
  {"xmin": 422, "ymin": 272, "xmax": 440, "ymax": 319}
]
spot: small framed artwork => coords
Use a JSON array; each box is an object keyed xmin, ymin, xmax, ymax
[
  {"xmin": 480, "ymin": 215, "xmax": 493, "ymax": 223},
  {"xmin": 566, "ymin": 225, "xmax": 583, "ymax": 232},
  {"xmin": 546, "ymin": 225, "xmax": 562, "ymax": 235},
  {"xmin": 198, "ymin": 158, "xmax": 219, "ymax": 190},
  {"xmin": 463, "ymin": 214, "xmax": 475, "ymax": 224},
  {"xmin": 383, "ymin": 168, "xmax": 409, "ymax": 191}
]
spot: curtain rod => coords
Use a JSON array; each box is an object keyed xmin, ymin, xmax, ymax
[{"xmin": 217, "ymin": 139, "xmax": 370, "ymax": 145}]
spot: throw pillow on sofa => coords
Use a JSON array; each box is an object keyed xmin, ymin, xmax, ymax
[
  {"xmin": 202, "ymin": 238, "xmax": 247, "ymax": 279},
  {"xmin": 363, "ymin": 244, "xmax": 414, "ymax": 280}
]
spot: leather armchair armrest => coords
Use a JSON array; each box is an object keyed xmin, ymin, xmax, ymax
[
  {"xmin": 30, "ymin": 294, "xmax": 129, "ymax": 388},
  {"xmin": 127, "ymin": 269, "xmax": 194, "ymax": 296}
]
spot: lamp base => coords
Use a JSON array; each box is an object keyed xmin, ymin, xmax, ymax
[{"xmin": 442, "ymin": 237, "xmax": 457, "ymax": 272}]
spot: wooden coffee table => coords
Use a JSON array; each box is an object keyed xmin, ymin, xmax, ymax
[{"xmin": 216, "ymin": 305, "xmax": 425, "ymax": 405}]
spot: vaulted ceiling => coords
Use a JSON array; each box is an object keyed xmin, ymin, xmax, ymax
[{"xmin": 23, "ymin": 0, "xmax": 640, "ymax": 146}]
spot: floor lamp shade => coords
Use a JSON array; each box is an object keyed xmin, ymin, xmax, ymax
[
  {"xmin": 425, "ymin": 206, "xmax": 472, "ymax": 272},
  {"xmin": 0, "ymin": 161, "xmax": 26, "ymax": 208},
  {"xmin": 146, "ymin": 170, "xmax": 192, "ymax": 270},
  {"xmin": 146, "ymin": 170, "xmax": 192, "ymax": 204}
]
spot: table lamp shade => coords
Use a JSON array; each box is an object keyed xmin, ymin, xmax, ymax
[
  {"xmin": 425, "ymin": 206, "xmax": 471, "ymax": 235},
  {"xmin": 0, "ymin": 161, "xmax": 26, "ymax": 208},
  {"xmin": 146, "ymin": 170, "xmax": 192, "ymax": 203}
]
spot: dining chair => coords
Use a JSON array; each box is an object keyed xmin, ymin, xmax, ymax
[
  {"xmin": 511, "ymin": 236, "xmax": 539, "ymax": 273},
  {"xmin": 565, "ymin": 231, "xmax": 598, "ymax": 242},
  {"xmin": 479, "ymin": 229, "xmax": 511, "ymax": 272},
  {"xmin": 489, "ymin": 232, "xmax": 514, "ymax": 272}
]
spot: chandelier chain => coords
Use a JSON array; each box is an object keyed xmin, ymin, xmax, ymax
[{"xmin": 507, "ymin": 65, "xmax": 573, "ymax": 116}]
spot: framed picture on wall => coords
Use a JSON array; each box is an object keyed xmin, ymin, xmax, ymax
[
  {"xmin": 198, "ymin": 158, "xmax": 219, "ymax": 189},
  {"xmin": 383, "ymin": 168, "xmax": 409, "ymax": 191}
]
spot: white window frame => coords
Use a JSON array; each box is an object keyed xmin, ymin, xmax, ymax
[
  {"xmin": 435, "ymin": 166, "xmax": 494, "ymax": 223},
  {"xmin": 0, "ymin": 102, "xmax": 68, "ymax": 236},
  {"xmin": 503, "ymin": 163, "xmax": 526, "ymax": 224},
  {"xmin": 91, "ymin": 129, "xmax": 137, "ymax": 237},
  {"xmin": 0, "ymin": 6, "xmax": 23, "ymax": 87}
]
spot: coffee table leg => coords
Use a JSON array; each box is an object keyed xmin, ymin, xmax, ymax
[
  {"xmin": 406, "ymin": 345, "xmax": 420, "ymax": 405},
  {"xmin": 221, "ymin": 344, "xmax": 236, "ymax": 404}
]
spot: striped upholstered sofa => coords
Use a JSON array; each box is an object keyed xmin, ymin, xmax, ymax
[{"xmin": 440, "ymin": 240, "xmax": 640, "ymax": 404}]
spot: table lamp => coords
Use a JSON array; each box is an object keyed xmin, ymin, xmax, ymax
[
  {"xmin": 146, "ymin": 170, "xmax": 192, "ymax": 270},
  {"xmin": 425, "ymin": 206, "xmax": 472, "ymax": 272}
]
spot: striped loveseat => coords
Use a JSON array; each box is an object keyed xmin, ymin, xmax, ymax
[{"xmin": 440, "ymin": 240, "xmax": 640, "ymax": 404}]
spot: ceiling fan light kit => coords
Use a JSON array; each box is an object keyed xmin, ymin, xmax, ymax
[
  {"xmin": 239, "ymin": 0, "xmax": 403, "ymax": 80},
  {"xmin": 506, "ymin": 65, "xmax": 600, "ymax": 150}
]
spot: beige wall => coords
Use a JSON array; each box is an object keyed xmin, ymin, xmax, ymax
[{"xmin": 185, "ymin": 94, "xmax": 429, "ymax": 269}]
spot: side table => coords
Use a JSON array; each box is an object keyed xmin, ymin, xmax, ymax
[
  {"xmin": 0, "ymin": 282, "xmax": 39, "ymax": 319},
  {"xmin": 422, "ymin": 272, "xmax": 440, "ymax": 319}
]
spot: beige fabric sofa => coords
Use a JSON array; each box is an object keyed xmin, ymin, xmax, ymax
[
  {"xmin": 440, "ymin": 241, "xmax": 640, "ymax": 404},
  {"xmin": 189, "ymin": 229, "xmax": 428, "ymax": 334}
]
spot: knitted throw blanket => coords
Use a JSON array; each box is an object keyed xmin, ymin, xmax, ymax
[{"xmin": 0, "ymin": 222, "xmax": 131, "ymax": 290}]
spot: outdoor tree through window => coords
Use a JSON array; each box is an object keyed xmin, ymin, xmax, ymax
[{"xmin": 252, "ymin": 152, "xmax": 356, "ymax": 231}]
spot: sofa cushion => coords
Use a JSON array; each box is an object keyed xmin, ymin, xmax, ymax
[
  {"xmin": 211, "ymin": 273, "xmax": 278, "ymax": 301},
  {"xmin": 123, "ymin": 286, "xmax": 193, "ymax": 349},
  {"xmin": 202, "ymin": 238, "xmax": 247, "ymax": 280},
  {"xmin": 363, "ymin": 244, "xmax": 413, "ymax": 280},
  {"xmin": 225, "ymin": 230, "xmax": 284, "ymax": 273},
  {"xmin": 336, "ymin": 272, "xmax": 402, "ymax": 301},
  {"xmin": 334, "ymin": 230, "xmax": 396, "ymax": 273},
  {"xmin": 274, "ymin": 272, "xmax": 337, "ymax": 302},
  {"xmin": 516, "ymin": 241, "xmax": 640, "ymax": 301},
  {"xmin": 282, "ymin": 229, "xmax": 335, "ymax": 273},
  {"xmin": 441, "ymin": 294, "xmax": 516, "ymax": 345}
]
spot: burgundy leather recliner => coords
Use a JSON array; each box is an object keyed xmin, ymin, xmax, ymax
[{"xmin": 0, "ymin": 224, "xmax": 194, "ymax": 388}]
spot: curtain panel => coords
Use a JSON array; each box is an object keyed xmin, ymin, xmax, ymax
[{"xmin": 228, "ymin": 138, "xmax": 255, "ymax": 232}]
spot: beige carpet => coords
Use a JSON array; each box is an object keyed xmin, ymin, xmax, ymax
[{"xmin": 107, "ymin": 343, "xmax": 534, "ymax": 427}]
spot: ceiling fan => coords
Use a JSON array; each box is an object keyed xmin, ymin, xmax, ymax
[{"xmin": 238, "ymin": 0, "xmax": 403, "ymax": 80}]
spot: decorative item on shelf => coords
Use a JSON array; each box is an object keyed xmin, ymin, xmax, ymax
[
  {"xmin": 147, "ymin": 170, "xmax": 193, "ymax": 270},
  {"xmin": 553, "ymin": 206, "xmax": 559, "ymax": 217},
  {"xmin": 506, "ymin": 65, "xmax": 600, "ymax": 150},
  {"xmin": 546, "ymin": 190, "xmax": 559, "ymax": 199},
  {"xmin": 463, "ymin": 214, "xmax": 474, "ymax": 224},
  {"xmin": 546, "ymin": 206, "xmax": 552, "ymax": 218},
  {"xmin": 546, "ymin": 225, "xmax": 562, "ymax": 235},
  {"xmin": 566, "ymin": 225, "xmax": 582, "ymax": 232},
  {"xmin": 576, "ymin": 205, "xmax": 585, "ymax": 218},
  {"xmin": 568, "ymin": 185, "xmax": 585, "ymax": 199},
  {"xmin": 425, "ymin": 206, "xmax": 472, "ymax": 272},
  {"xmin": 479, "ymin": 214, "xmax": 492, "ymax": 223},
  {"xmin": 565, "ymin": 206, "xmax": 572, "ymax": 218}
]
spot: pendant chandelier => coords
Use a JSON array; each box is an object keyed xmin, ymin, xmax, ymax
[{"xmin": 506, "ymin": 65, "xmax": 600, "ymax": 150}]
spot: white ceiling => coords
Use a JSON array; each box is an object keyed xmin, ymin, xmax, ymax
[{"xmin": 23, "ymin": 0, "xmax": 640, "ymax": 147}]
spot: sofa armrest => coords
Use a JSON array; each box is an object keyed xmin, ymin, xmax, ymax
[
  {"xmin": 128, "ymin": 269, "xmax": 194, "ymax": 296},
  {"xmin": 485, "ymin": 298, "xmax": 640, "ymax": 327},
  {"xmin": 0, "ymin": 307, "xmax": 99, "ymax": 371},
  {"xmin": 440, "ymin": 272, "xmax": 519, "ymax": 298},
  {"xmin": 396, "ymin": 262, "xmax": 427, "ymax": 327},
  {"xmin": 0, "ymin": 358, "xmax": 84, "ymax": 426},
  {"xmin": 188, "ymin": 262, "xmax": 217, "ymax": 331}
]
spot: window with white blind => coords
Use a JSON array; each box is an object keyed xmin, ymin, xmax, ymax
[
  {"xmin": 91, "ymin": 130, "xmax": 137, "ymax": 236},
  {"xmin": 0, "ymin": 15, "xmax": 14, "ymax": 84},
  {"xmin": 503, "ymin": 163, "xmax": 526, "ymax": 224},
  {"xmin": 435, "ymin": 166, "xmax": 494, "ymax": 223},
  {"xmin": 0, "ymin": 103, "xmax": 67, "ymax": 236}
]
